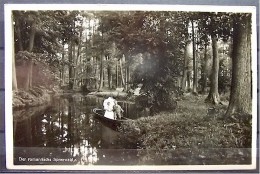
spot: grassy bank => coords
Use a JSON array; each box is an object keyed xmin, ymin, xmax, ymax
[{"xmin": 119, "ymin": 94, "xmax": 252, "ymax": 165}]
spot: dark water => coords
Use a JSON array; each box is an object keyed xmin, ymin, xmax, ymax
[{"xmin": 13, "ymin": 94, "xmax": 144, "ymax": 165}]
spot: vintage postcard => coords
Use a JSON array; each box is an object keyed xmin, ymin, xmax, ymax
[{"xmin": 4, "ymin": 4, "xmax": 257, "ymax": 170}]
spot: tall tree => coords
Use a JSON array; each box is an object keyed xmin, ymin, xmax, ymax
[
  {"xmin": 191, "ymin": 19, "xmax": 198, "ymax": 94},
  {"xmin": 73, "ymin": 22, "xmax": 83, "ymax": 90},
  {"xmin": 181, "ymin": 40, "xmax": 192, "ymax": 91},
  {"xmin": 60, "ymin": 41, "xmax": 65, "ymax": 86},
  {"xmin": 124, "ymin": 53, "xmax": 131, "ymax": 91},
  {"xmin": 13, "ymin": 11, "xmax": 23, "ymax": 52},
  {"xmin": 195, "ymin": 12, "xmax": 233, "ymax": 99},
  {"xmin": 116, "ymin": 59, "xmax": 119, "ymax": 88},
  {"xmin": 98, "ymin": 17, "xmax": 105, "ymax": 90},
  {"xmin": 13, "ymin": 10, "xmax": 68, "ymax": 90},
  {"xmin": 202, "ymin": 13, "xmax": 228, "ymax": 104},
  {"xmin": 119, "ymin": 56, "xmax": 125, "ymax": 87},
  {"xmin": 201, "ymin": 43, "xmax": 209, "ymax": 94},
  {"xmin": 181, "ymin": 41, "xmax": 189, "ymax": 91},
  {"xmin": 106, "ymin": 55, "xmax": 112, "ymax": 88},
  {"xmin": 225, "ymin": 14, "xmax": 252, "ymax": 116},
  {"xmin": 206, "ymin": 33, "xmax": 220, "ymax": 104},
  {"xmin": 12, "ymin": 13, "xmax": 18, "ymax": 91},
  {"xmin": 24, "ymin": 17, "xmax": 37, "ymax": 90},
  {"xmin": 196, "ymin": 17, "xmax": 210, "ymax": 94},
  {"xmin": 68, "ymin": 38, "xmax": 74, "ymax": 89}
]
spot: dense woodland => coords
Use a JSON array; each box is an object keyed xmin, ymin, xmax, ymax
[{"xmin": 12, "ymin": 10, "xmax": 252, "ymax": 117}]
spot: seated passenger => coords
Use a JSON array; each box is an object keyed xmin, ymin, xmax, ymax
[{"xmin": 113, "ymin": 100, "xmax": 124, "ymax": 119}]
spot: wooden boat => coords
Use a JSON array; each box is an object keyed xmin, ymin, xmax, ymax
[{"xmin": 92, "ymin": 108, "xmax": 130, "ymax": 129}]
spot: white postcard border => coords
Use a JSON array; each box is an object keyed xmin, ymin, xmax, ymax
[{"xmin": 4, "ymin": 3, "xmax": 258, "ymax": 171}]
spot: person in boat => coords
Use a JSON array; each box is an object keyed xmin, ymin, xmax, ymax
[
  {"xmin": 103, "ymin": 97, "xmax": 115, "ymax": 119},
  {"xmin": 113, "ymin": 100, "xmax": 124, "ymax": 120}
]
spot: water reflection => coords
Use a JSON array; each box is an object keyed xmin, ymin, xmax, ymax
[{"xmin": 13, "ymin": 94, "xmax": 139, "ymax": 165}]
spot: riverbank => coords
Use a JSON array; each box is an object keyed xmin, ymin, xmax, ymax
[
  {"xmin": 13, "ymin": 86, "xmax": 60, "ymax": 110},
  {"xmin": 119, "ymin": 94, "xmax": 252, "ymax": 165},
  {"xmin": 12, "ymin": 87, "xmax": 129, "ymax": 110},
  {"xmin": 88, "ymin": 91, "xmax": 128, "ymax": 99}
]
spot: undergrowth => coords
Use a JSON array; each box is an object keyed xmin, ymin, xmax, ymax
[
  {"xmin": 118, "ymin": 94, "xmax": 252, "ymax": 165},
  {"xmin": 13, "ymin": 86, "xmax": 52, "ymax": 109}
]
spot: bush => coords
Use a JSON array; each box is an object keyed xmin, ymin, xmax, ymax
[{"xmin": 135, "ymin": 88, "xmax": 178, "ymax": 114}]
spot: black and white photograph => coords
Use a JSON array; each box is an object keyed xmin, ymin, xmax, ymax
[{"xmin": 4, "ymin": 4, "xmax": 257, "ymax": 170}]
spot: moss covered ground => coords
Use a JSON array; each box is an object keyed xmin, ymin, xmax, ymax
[{"xmin": 118, "ymin": 94, "xmax": 252, "ymax": 165}]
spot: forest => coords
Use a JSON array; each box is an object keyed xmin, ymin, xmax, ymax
[{"xmin": 11, "ymin": 10, "xmax": 253, "ymax": 165}]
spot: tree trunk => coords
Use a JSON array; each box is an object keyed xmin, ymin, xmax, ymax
[
  {"xmin": 125, "ymin": 60, "xmax": 128, "ymax": 90},
  {"xmin": 27, "ymin": 21, "xmax": 36, "ymax": 52},
  {"xmin": 191, "ymin": 20, "xmax": 198, "ymax": 94},
  {"xmin": 225, "ymin": 15, "xmax": 251, "ymax": 116},
  {"xmin": 95, "ymin": 57, "xmax": 99, "ymax": 89},
  {"xmin": 110, "ymin": 42, "xmax": 117, "ymax": 89},
  {"xmin": 205, "ymin": 34, "xmax": 220, "ymax": 104},
  {"xmin": 116, "ymin": 59, "xmax": 119, "ymax": 88},
  {"xmin": 201, "ymin": 44, "xmax": 209, "ymax": 94},
  {"xmin": 72, "ymin": 45, "xmax": 79, "ymax": 90},
  {"xmin": 12, "ymin": 53, "xmax": 18, "ymax": 91},
  {"xmin": 24, "ymin": 21, "xmax": 36, "ymax": 90},
  {"xmin": 119, "ymin": 56, "xmax": 125, "ymax": 87},
  {"xmin": 61, "ymin": 42, "xmax": 65, "ymax": 86},
  {"xmin": 124, "ymin": 54, "xmax": 130, "ymax": 90},
  {"xmin": 15, "ymin": 13, "xmax": 23, "ymax": 51},
  {"xmin": 73, "ymin": 29, "xmax": 82, "ymax": 90},
  {"xmin": 181, "ymin": 41, "xmax": 190, "ymax": 91},
  {"xmin": 12, "ymin": 15, "xmax": 18, "ymax": 91},
  {"xmin": 98, "ymin": 19, "xmax": 104, "ymax": 91},
  {"xmin": 68, "ymin": 40, "xmax": 74, "ymax": 90},
  {"xmin": 107, "ymin": 56, "xmax": 112, "ymax": 89},
  {"xmin": 103, "ymin": 69, "xmax": 106, "ymax": 88},
  {"xmin": 72, "ymin": 41, "xmax": 76, "ymax": 86},
  {"xmin": 187, "ymin": 70, "xmax": 192, "ymax": 92},
  {"xmin": 125, "ymin": 54, "xmax": 131, "ymax": 90},
  {"xmin": 127, "ymin": 65, "xmax": 130, "ymax": 90},
  {"xmin": 99, "ymin": 55, "xmax": 104, "ymax": 90}
]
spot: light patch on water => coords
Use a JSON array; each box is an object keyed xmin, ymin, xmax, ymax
[
  {"xmin": 68, "ymin": 139, "xmax": 99, "ymax": 165},
  {"xmin": 41, "ymin": 118, "xmax": 48, "ymax": 123}
]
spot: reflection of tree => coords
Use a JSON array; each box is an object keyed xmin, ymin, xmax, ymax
[
  {"xmin": 63, "ymin": 95, "xmax": 102, "ymax": 164},
  {"xmin": 14, "ymin": 105, "xmax": 51, "ymax": 146},
  {"xmin": 67, "ymin": 95, "xmax": 73, "ymax": 148},
  {"xmin": 95, "ymin": 125, "xmax": 139, "ymax": 165}
]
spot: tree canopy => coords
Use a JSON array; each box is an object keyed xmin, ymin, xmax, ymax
[{"xmin": 12, "ymin": 10, "xmax": 253, "ymax": 115}]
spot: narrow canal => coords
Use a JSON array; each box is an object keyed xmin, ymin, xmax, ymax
[{"xmin": 13, "ymin": 94, "xmax": 144, "ymax": 165}]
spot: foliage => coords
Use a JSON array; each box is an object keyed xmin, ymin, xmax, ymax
[
  {"xmin": 13, "ymin": 11, "xmax": 65, "ymax": 54},
  {"xmin": 13, "ymin": 10, "xmax": 86, "ymax": 90},
  {"xmin": 133, "ymin": 56, "xmax": 178, "ymax": 113},
  {"xmin": 13, "ymin": 10, "xmax": 251, "ymax": 117},
  {"xmin": 15, "ymin": 51, "xmax": 60, "ymax": 89},
  {"xmin": 100, "ymin": 11, "xmax": 188, "ymax": 113},
  {"xmin": 13, "ymin": 86, "xmax": 52, "ymax": 109},
  {"xmin": 196, "ymin": 12, "xmax": 233, "ymax": 41}
]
